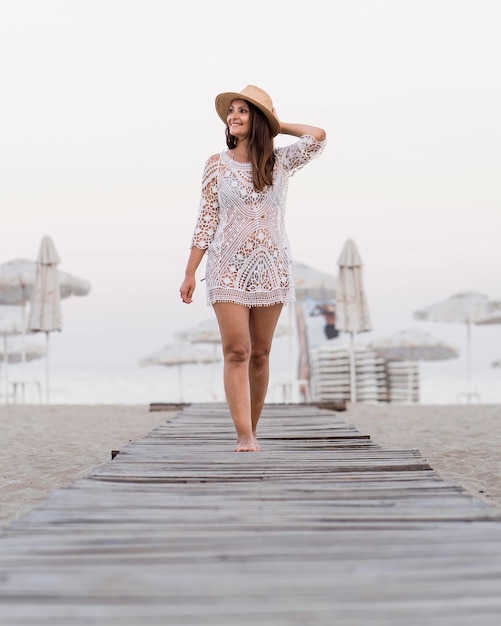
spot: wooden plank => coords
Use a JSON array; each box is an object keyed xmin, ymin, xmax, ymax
[{"xmin": 1, "ymin": 402, "xmax": 501, "ymax": 625}]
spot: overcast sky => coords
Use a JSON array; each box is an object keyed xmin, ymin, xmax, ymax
[{"xmin": 1, "ymin": 0, "xmax": 500, "ymax": 377}]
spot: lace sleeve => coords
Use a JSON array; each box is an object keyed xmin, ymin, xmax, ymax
[
  {"xmin": 279, "ymin": 135, "xmax": 326, "ymax": 177},
  {"xmin": 191, "ymin": 154, "xmax": 220, "ymax": 249}
]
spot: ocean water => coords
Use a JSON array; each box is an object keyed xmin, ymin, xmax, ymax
[{"xmin": 3, "ymin": 357, "xmax": 500, "ymax": 406}]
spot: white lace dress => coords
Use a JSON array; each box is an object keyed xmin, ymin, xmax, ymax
[{"xmin": 191, "ymin": 134, "xmax": 326, "ymax": 307}]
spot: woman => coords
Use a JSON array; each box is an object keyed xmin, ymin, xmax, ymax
[{"xmin": 180, "ymin": 85, "xmax": 326, "ymax": 452}]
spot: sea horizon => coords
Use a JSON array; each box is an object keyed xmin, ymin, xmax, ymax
[{"xmin": 2, "ymin": 358, "xmax": 500, "ymax": 407}]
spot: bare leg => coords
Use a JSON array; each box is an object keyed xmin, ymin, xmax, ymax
[
  {"xmin": 248, "ymin": 304, "xmax": 283, "ymax": 449},
  {"xmin": 213, "ymin": 302, "xmax": 283, "ymax": 451},
  {"xmin": 213, "ymin": 303, "xmax": 255, "ymax": 451}
]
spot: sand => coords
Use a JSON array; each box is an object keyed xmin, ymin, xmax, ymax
[
  {"xmin": 0, "ymin": 405, "xmax": 175, "ymax": 529},
  {"xmin": 1, "ymin": 402, "xmax": 500, "ymax": 530},
  {"xmin": 345, "ymin": 403, "xmax": 501, "ymax": 511}
]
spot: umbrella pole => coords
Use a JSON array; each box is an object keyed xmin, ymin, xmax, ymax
[
  {"xmin": 21, "ymin": 304, "xmax": 26, "ymax": 403},
  {"xmin": 349, "ymin": 332, "xmax": 356, "ymax": 404},
  {"xmin": 407, "ymin": 362, "xmax": 414, "ymax": 404},
  {"xmin": 466, "ymin": 320, "xmax": 472, "ymax": 395},
  {"xmin": 2, "ymin": 336, "xmax": 8, "ymax": 404},
  {"xmin": 178, "ymin": 365, "xmax": 184, "ymax": 403},
  {"xmin": 295, "ymin": 302, "xmax": 310, "ymax": 404},
  {"xmin": 46, "ymin": 332, "xmax": 50, "ymax": 405}
]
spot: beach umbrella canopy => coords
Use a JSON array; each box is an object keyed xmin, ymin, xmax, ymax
[
  {"xmin": 335, "ymin": 239, "xmax": 372, "ymax": 403},
  {"xmin": 474, "ymin": 309, "xmax": 501, "ymax": 326},
  {"xmin": 0, "ymin": 336, "xmax": 46, "ymax": 403},
  {"xmin": 175, "ymin": 316, "xmax": 290, "ymax": 345},
  {"xmin": 175, "ymin": 318, "xmax": 222, "ymax": 345},
  {"xmin": 0, "ymin": 261, "xmax": 34, "ymax": 306},
  {"xmin": 292, "ymin": 260, "xmax": 337, "ymax": 302},
  {"xmin": 139, "ymin": 341, "xmax": 221, "ymax": 402},
  {"xmin": 369, "ymin": 329, "xmax": 459, "ymax": 362},
  {"xmin": 0, "ymin": 257, "xmax": 90, "ymax": 305},
  {"xmin": 1, "ymin": 336, "xmax": 46, "ymax": 403},
  {"xmin": 0, "ymin": 306, "xmax": 24, "ymax": 333},
  {"xmin": 414, "ymin": 291, "xmax": 495, "ymax": 324},
  {"xmin": 413, "ymin": 291, "xmax": 499, "ymax": 399},
  {"xmin": 478, "ymin": 303, "xmax": 501, "ymax": 371},
  {"xmin": 0, "ymin": 307, "xmax": 27, "ymax": 399},
  {"xmin": 0, "ymin": 337, "xmax": 46, "ymax": 364},
  {"xmin": 139, "ymin": 341, "xmax": 220, "ymax": 367}
]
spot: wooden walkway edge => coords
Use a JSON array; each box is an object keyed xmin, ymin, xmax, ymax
[{"xmin": 1, "ymin": 402, "xmax": 501, "ymax": 625}]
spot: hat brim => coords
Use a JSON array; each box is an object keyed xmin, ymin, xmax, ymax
[{"xmin": 215, "ymin": 92, "xmax": 280, "ymax": 137}]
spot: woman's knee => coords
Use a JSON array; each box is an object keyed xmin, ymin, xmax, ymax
[
  {"xmin": 224, "ymin": 342, "xmax": 251, "ymax": 364},
  {"xmin": 250, "ymin": 347, "xmax": 270, "ymax": 369}
]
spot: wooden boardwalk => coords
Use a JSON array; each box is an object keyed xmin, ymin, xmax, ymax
[{"xmin": 1, "ymin": 402, "xmax": 501, "ymax": 625}]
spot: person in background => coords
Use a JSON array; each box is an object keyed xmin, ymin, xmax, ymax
[
  {"xmin": 180, "ymin": 85, "xmax": 326, "ymax": 451},
  {"xmin": 311, "ymin": 303, "xmax": 339, "ymax": 340}
]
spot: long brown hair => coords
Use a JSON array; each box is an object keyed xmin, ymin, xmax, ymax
[{"xmin": 225, "ymin": 102, "xmax": 276, "ymax": 192}]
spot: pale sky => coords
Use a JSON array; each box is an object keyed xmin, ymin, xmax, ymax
[{"xmin": 1, "ymin": 0, "xmax": 500, "ymax": 378}]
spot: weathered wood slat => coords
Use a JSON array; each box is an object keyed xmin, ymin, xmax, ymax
[{"xmin": 1, "ymin": 402, "xmax": 501, "ymax": 625}]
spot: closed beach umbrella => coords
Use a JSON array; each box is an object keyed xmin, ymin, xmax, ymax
[
  {"xmin": 335, "ymin": 239, "xmax": 372, "ymax": 402},
  {"xmin": 0, "ymin": 256, "xmax": 91, "ymax": 390},
  {"xmin": 413, "ymin": 291, "xmax": 498, "ymax": 400},
  {"xmin": 28, "ymin": 236, "xmax": 63, "ymax": 404},
  {"xmin": 28, "ymin": 237, "xmax": 63, "ymax": 332},
  {"xmin": 139, "ymin": 341, "xmax": 221, "ymax": 402},
  {"xmin": 335, "ymin": 240, "xmax": 371, "ymax": 333}
]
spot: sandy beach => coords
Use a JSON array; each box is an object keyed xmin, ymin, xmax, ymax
[
  {"xmin": 1, "ymin": 402, "xmax": 500, "ymax": 531},
  {"xmin": 0, "ymin": 405, "xmax": 176, "ymax": 529},
  {"xmin": 346, "ymin": 403, "xmax": 501, "ymax": 511}
]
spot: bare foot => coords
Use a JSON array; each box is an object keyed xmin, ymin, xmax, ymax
[
  {"xmin": 235, "ymin": 437, "xmax": 258, "ymax": 452},
  {"xmin": 253, "ymin": 436, "xmax": 262, "ymax": 451}
]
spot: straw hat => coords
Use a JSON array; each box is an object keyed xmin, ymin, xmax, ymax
[{"xmin": 215, "ymin": 85, "xmax": 280, "ymax": 137}]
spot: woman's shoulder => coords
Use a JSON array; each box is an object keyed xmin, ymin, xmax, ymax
[
  {"xmin": 201, "ymin": 152, "xmax": 223, "ymax": 174},
  {"xmin": 205, "ymin": 152, "xmax": 222, "ymax": 165},
  {"xmin": 200, "ymin": 153, "xmax": 223, "ymax": 184}
]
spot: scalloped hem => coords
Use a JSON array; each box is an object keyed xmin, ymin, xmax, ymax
[
  {"xmin": 208, "ymin": 300, "xmax": 293, "ymax": 309},
  {"xmin": 207, "ymin": 288, "xmax": 295, "ymax": 308}
]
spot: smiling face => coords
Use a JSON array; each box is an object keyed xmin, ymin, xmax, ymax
[{"xmin": 227, "ymin": 99, "xmax": 251, "ymax": 140}]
